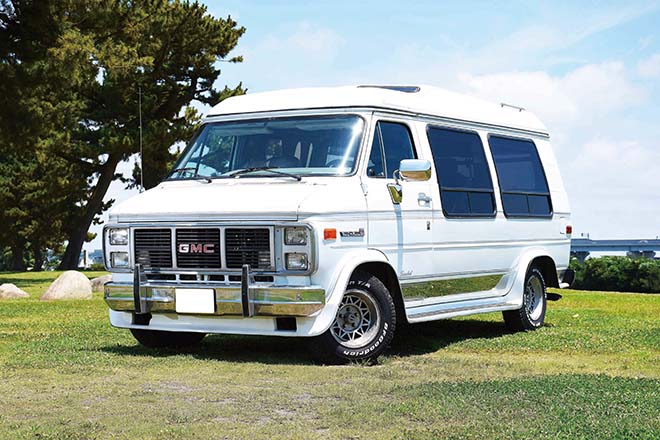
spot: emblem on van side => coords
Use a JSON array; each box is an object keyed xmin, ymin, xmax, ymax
[
  {"xmin": 340, "ymin": 228, "xmax": 365, "ymax": 238},
  {"xmin": 178, "ymin": 244, "xmax": 215, "ymax": 254}
]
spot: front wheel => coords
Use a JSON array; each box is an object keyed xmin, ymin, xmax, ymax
[
  {"xmin": 503, "ymin": 266, "xmax": 547, "ymax": 331},
  {"xmin": 310, "ymin": 271, "xmax": 396, "ymax": 364},
  {"xmin": 130, "ymin": 328, "xmax": 206, "ymax": 349}
]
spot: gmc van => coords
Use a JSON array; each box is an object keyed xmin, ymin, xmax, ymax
[{"xmin": 103, "ymin": 85, "xmax": 573, "ymax": 362}]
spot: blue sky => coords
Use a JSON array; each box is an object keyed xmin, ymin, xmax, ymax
[{"xmin": 88, "ymin": 0, "xmax": 660, "ymax": 251}]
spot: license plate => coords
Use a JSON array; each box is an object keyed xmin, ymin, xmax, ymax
[{"xmin": 175, "ymin": 289, "xmax": 215, "ymax": 314}]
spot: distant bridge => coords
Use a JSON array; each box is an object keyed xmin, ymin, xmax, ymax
[{"xmin": 571, "ymin": 238, "xmax": 660, "ymax": 261}]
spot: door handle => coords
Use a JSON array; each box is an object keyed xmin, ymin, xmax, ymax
[{"xmin": 418, "ymin": 193, "xmax": 432, "ymax": 203}]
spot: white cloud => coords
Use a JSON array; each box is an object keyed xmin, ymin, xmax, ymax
[
  {"xmin": 572, "ymin": 138, "xmax": 660, "ymax": 189},
  {"xmin": 638, "ymin": 35, "xmax": 654, "ymax": 51},
  {"xmin": 457, "ymin": 62, "xmax": 645, "ymax": 133},
  {"xmin": 566, "ymin": 137, "xmax": 660, "ymax": 238},
  {"xmin": 637, "ymin": 53, "xmax": 660, "ymax": 77},
  {"xmin": 458, "ymin": 70, "xmax": 575, "ymax": 127},
  {"xmin": 287, "ymin": 22, "xmax": 345, "ymax": 55},
  {"xmin": 231, "ymin": 22, "xmax": 347, "ymax": 91},
  {"xmin": 249, "ymin": 22, "xmax": 345, "ymax": 64}
]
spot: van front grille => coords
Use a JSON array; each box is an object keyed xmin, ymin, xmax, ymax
[
  {"xmin": 175, "ymin": 228, "xmax": 221, "ymax": 268},
  {"xmin": 132, "ymin": 227, "xmax": 272, "ymax": 271},
  {"xmin": 225, "ymin": 228, "xmax": 272, "ymax": 269},
  {"xmin": 133, "ymin": 229, "xmax": 173, "ymax": 268}
]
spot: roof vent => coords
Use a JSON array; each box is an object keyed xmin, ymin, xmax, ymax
[{"xmin": 357, "ymin": 85, "xmax": 420, "ymax": 93}]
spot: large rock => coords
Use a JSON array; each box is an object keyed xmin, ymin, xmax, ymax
[
  {"xmin": 41, "ymin": 271, "xmax": 92, "ymax": 300},
  {"xmin": 90, "ymin": 274, "xmax": 112, "ymax": 292},
  {"xmin": 0, "ymin": 283, "xmax": 29, "ymax": 299}
]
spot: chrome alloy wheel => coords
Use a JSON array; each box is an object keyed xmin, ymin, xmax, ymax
[
  {"xmin": 524, "ymin": 275, "xmax": 544, "ymax": 321},
  {"xmin": 331, "ymin": 290, "xmax": 382, "ymax": 348}
]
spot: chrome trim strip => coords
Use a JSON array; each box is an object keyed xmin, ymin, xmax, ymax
[
  {"xmin": 401, "ymin": 274, "xmax": 504, "ymax": 301},
  {"xmin": 407, "ymin": 302, "xmax": 515, "ymax": 323},
  {"xmin": 400, "ymin": 269, "xmax": 508, "ymax": 283},
  {"xmin": 104, "ymin": 282, "xmax": 325, "ymax": 317}
]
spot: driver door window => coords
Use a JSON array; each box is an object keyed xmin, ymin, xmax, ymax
[{"xmin": 367, "ymin": 121, "xmax": 417, "ymax": 178}]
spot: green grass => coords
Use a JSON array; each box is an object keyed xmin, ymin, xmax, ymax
[{"xmin": 0, "ymin": 272, "xmax": 658, "ymax": 439}]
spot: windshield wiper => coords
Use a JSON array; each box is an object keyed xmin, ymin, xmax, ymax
[
  {"xmin": 228, "ymin": 167, "xmax": 302, "ymax": 181},
  {"xmin": 169, "ymin": 167, "xmax": 212, "ymax": 183}
]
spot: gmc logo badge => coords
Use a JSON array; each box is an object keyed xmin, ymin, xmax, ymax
[{"xmin": 178, "ymin": 243, "xmax": 215, "ymax": 254}]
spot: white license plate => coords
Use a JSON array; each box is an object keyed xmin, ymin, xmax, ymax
[{"xmin": 175, "ymin": 289, "xmax": 215, "ymax": 314}]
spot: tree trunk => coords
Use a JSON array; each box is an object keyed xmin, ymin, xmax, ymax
[
  {"xmin": 59, "ymin": 154, "xmax": 121, "ymax": 270},
  {"xmin": 10, "ymin": 243, "xmax": 26, "ymax": 272},
  {"xmin": 32, "ymin": 243, "xmax": 44, "ymax": 272}
]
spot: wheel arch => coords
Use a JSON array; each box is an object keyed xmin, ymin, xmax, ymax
[
  {"xmin": 307, "ymin": 249, "xmax": 402, "ymax": 336},
  {"xmin": 528, "ymin": 255, "xmax": 559, "ymax": 288},
  {"xmin": 353, "ymin": 261, "xmax": 408, "ymax": 325}
]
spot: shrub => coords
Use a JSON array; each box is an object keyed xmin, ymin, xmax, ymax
[
  {"xmin": 90, "ymin": 263, "xmax": 106, "ymax": 271},
  {"xmin": 569, "ymin": 256, "xmax": 660, "ymax": 293}
]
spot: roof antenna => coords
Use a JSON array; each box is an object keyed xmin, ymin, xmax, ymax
[{"xmin": 138, "ymin": 86, "xmax": 144, "ymax": 193}]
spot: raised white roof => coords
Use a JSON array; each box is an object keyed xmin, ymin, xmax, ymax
[{"xmin": 206, "ymin": 85, "xmax": 548, "ymax": 134}]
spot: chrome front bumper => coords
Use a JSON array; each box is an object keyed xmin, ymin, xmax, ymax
[{"xmin": 104, "ymin": 282, "xmax": 325, "ymax": 317}]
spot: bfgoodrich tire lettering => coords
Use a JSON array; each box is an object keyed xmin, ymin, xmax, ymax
[
  {"xmin": 503, "ymin": 266, "xmax": 547, "ymax": 331},
  {"xmin": 310, "ymin": 271, "xmax": 396, "ymax": 364},
  {"xmin": 130, "ymin": 329, "xmax": 206, "ymax": 348}
]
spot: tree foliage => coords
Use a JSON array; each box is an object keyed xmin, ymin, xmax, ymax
[{"xmin": 0, "ymin": 0, "xmax": 245, "ymax": 270}]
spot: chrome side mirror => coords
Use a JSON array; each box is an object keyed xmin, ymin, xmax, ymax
[{"xmin": 399, "ymin": 159, "xmax": 432, "ymax": 182}]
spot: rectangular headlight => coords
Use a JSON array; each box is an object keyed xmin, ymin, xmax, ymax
[
  {"xmin": 285, "ymin": 253, "xmax": 308, "ymax": 271},
  {"xmin": 284, "ymin": 227, "xmax": 308, "ymax": 245},
  {"xmin": 110, "ymin": 252, "xmax": 129, "ymax": 268},
  {"xmin": 109, "ymin": 228, "xmax": 129, "ymax": 245}
]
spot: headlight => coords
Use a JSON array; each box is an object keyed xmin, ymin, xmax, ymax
[
  {"xmin": 285, "ymin": 253, "xmax": 308, "ymax": 270},
  {"xmin": 284, "ymin": 227, "xmax": 308, "ymax": 245},
  {"xmin": 110, "ymin": 252, "xmax": 129, "ymax": 268},
  {"xmin": 109, "ymin": 228, "xmax": 129, "ymax": 245}
]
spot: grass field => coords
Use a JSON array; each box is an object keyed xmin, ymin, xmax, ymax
[{"xmin": 1, "ymin": 271, "xmax": 658, "ymax": 439}]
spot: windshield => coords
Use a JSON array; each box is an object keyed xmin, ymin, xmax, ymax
[{"xmin": 167, "ymin": 115, "xmax": 365, "ymax": 180}]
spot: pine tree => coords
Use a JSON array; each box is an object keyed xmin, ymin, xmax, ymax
[{"xmin": 0, "ymin": 1, "xmax": 246, "ymax": 270}]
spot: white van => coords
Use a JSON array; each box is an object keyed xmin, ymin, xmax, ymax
[{"xmin": 103, "ymin": 85, "xmax": 573, "ymax": 362}]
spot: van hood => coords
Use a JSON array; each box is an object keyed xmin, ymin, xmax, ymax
[{"xmin": 109, "ymin": 179, "xmax": 325, "ymax": 222}]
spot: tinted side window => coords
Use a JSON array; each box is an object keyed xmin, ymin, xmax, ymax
[
  {"xmin": 427, "ymin": 126, "xmax": 495, "ymax": 217},
  {"xmin": 489, "ymin": 136, "xmax": 552, "ymax": 217},
  {"xmin": 368, "ymin": 121, "xmax": 416, "ymax": 178},
  {"xmin": 367, "ymin": 127, "xmax": 385, "ymax": 177}
]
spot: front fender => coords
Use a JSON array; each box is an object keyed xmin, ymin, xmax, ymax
[{"xmin": 306, "ymin": 248, "xmax": 392, "ymax": 336}]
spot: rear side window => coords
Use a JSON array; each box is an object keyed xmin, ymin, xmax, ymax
[
  {"xmin": 367, "ymin": 121, "xmax": 416, "ymax": 178},
  {"xmin": 488, "ymin": 136, "xmax": 552, "ymax": 217},
  {"xmin": 427, "ymin": 126, "xmax": 495, "ymax": 217}
]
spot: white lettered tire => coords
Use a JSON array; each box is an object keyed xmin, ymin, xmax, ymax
[
  {"xmin": 310, "ymin": 271, "xmax": 396, "ymax": 364},
  {"xmin": 503, "ymin": 266, "xmax": 547, "ymax": 331}
]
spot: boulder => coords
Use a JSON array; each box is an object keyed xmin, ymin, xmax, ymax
[
  {"xmin": 41, "ymin": 271, "xmax": 92, "ymax": 300},
  {"xmin": 0, "ymin": 283, "xmax": 29, "ymax": 299},
  {"xmin": 90, "ymin": 274, "xmax": 112, "ymax": 292}
]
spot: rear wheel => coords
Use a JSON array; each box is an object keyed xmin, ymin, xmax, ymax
[
  {"xmin": 310, "ymin": 271, "xmax": 396, "ymax": 364},
  {"xmin": 503, "ymin": 266, "xmax": 547, "ymax": 331},
  {"xmin": 130, "ymin": 329, "xmax": 206, "ymax": 349}
]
